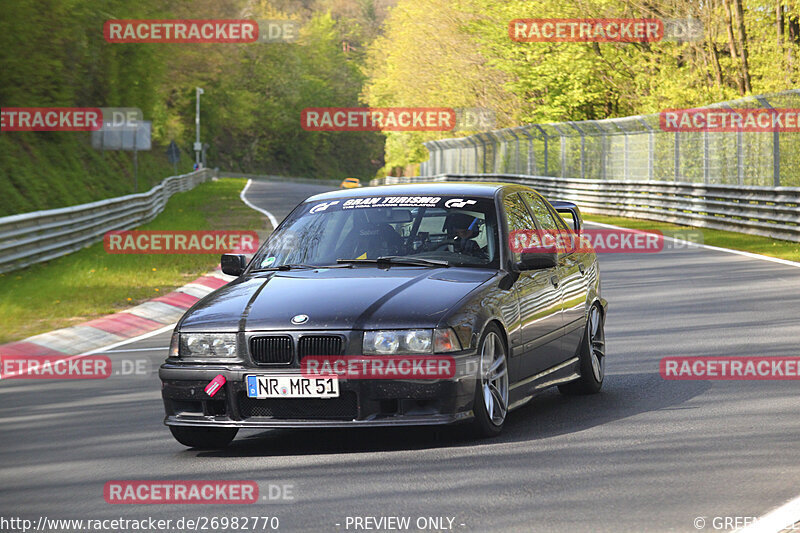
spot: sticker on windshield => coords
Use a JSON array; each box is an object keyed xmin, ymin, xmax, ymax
[
  {"xmin": 342, "ymin": 196, "xmax": 442, "ymax": 208},
  {"xmin": 309, "ymin": 201, "xmax": 339, "ymax": 213},
  {"xmin": 444, "ymin": 198, "xmax": 478, "ymax": 208},
  {"xmin": 261, "ymin": 256, "xmax": 276, "ymax": 267}
]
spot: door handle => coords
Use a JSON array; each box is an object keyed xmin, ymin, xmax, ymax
[{"xmin": 550, "ymin": 275, "xmax": 559, "ymax": 288}]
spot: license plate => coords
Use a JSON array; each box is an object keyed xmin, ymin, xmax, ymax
[{"xmin": 245, "ymin": 375, "xmax": 339, "ymax": 399}]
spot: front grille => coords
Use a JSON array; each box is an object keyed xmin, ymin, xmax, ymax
[
  {"xmin": 239, "ymin": 391, "xmax": 358, "ymax": 420},
  {"xmin": 250, "ymin": 336, "xmax": 293, "ymax": 365},
  {"xmin": 298, "ymin": 335, "xmax": 344, "ymax": 359}
]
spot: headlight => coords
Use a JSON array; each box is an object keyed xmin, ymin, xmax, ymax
[
  {"xmin": 404, "ymin": 330, "xmax": 432, "ymax": 352},
  {"xmin": 363, "ymin": 329, "xmax": 460, "ymax": 354},
  {"xmin": 179, "ymin": 333, "xmax": 237, "ymax": 357},
  {"xmin": 364, "ymin": 330, "xmax": 404, "ymax": 354}
]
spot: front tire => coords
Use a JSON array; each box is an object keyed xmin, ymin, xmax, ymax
[
  {"xmin": 472, "ymin": 324, "xmax": 509, "ymax": 437},
  {"xmin": 559, "ymin": 303, "xmax": 605, "ymax": 395},
  {"xmin": 169, "ymin": 426, "xmax": 238, "ymax": 449}
]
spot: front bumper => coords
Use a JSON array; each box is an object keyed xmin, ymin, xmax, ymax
[{"xmin": 159, "ymin": 353, "xmax": 479, "ymax": 428}]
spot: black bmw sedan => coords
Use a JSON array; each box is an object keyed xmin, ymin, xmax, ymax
[{"xmin": 160, "ymin": 183, "xmax": 608, "ymax": 448}]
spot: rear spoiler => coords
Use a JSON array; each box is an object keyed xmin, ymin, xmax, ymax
[{"xmin": 549, "ymin": 200, "xmax": 582, "ymax": 233}]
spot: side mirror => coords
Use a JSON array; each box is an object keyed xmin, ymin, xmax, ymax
[
  {"xmin": 517, "ymin": 246, "xmax": 558, "ymax": 270},
  {"xmin": 221, "ymin": 254, "xmax": 247, "ymax": 276},
  {"xmin": 555, "ymin": 206, "xmax": 582, "ymax": 234}
]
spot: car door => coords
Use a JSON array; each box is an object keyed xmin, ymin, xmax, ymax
[
  {"xmin": 502, "ymin": 193, "xmax": 564, "ymax": 378},
  {"xmin": 521, "ymin": 191, "xmax": 588, "ymax": 362}
]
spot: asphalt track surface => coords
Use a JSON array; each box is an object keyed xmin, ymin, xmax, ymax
[{"xmin": 2, "ymin": 179, "xmax": 800, "ymax": 533}]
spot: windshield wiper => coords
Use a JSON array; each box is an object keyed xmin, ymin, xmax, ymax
[
  {"xmin": 337, "ymin": 256, "xmax": 450, "ymax": 268},
  {"xmin": 251, "ymin": 263, "xmax": 351, "ymax": 272}
]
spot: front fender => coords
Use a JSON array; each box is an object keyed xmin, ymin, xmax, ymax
[{"xmin": 438, "ymin": 274, "xmax": 517, "ymax": 352}]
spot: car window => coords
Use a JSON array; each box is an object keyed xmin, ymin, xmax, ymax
[
  {"xmin": 521, "ymin": 192, "xmax": 559, "ymax": 231},
  {"xmin": 553, "ymin": 209, "xmax": 575, "ymax": 231},
  {"xmin": 252, "ymin": 196, "xmax": 500, "ymax": 268},
  {"xmin": 503, "ymin": 193, "xmax": 538, "ymax": 263},
  {"xmin": 523, "ymin": 193, "xmax": 578, "ymax": 254}
]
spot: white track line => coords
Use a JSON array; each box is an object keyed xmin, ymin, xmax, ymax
[
  {"xmin": 81, "ymin": 324, "xmax": 176, "ymax": 355},
  {"xmin": 240, "ymin": 178, "xmax": 278, "ymax": 229},
  {"xmin": 737, "ymin": 493, "xmax": 800, "ymax": 532},
  {"xmin": 102, "ymin": 346, "xmax": 170, "ymax": 353},
  {"xmin": 585, "ymin": 220, "xmax": 800, "ymax": 269}
]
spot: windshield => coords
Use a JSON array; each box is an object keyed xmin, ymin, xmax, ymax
[{"xmin": 251, "ymin": 195, "xmax": 500, "ymax": 269}]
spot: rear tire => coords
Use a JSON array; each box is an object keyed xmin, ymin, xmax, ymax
[
  {"xmin": 559, "ymin": 303, "xmax": 605, "ymax": 395},
  {"xmin": 169, "ymin": 426, "xmax": 238, "ymax": 449},
  {"xmin": 472, "ymin": 324, "xmax": 509, "ymax": 438}
]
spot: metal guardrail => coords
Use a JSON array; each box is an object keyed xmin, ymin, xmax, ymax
[
  {"xmin": 0, "ymin": 169, "xmax": 215, "ymax": 274},
  {"xmin": 372, "ymin": 174, "xmax": 800, "ymax": 243}
]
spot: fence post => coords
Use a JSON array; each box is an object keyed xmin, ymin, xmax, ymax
[
  {"xmin": 433, "ymin": 142, "xmax": 440, "ymax": 175},
  {"xmin": 623, "ymin": 132, "xmax": 629, "ymax": 180},
  {"xmin": 636, "ymin": 117, "xmax": 654, "ymax": 180},
  {"xmin": 479, "ymin": 134, "xmax": 488, "ymax": 174},
  {"xmin": 521, "ymin": 128, "xmax": 535, "ymax": 175},
  {"xmin": 508, "ymin": 129, "xmax": 520, "ymax": 174},
  {"xmin": 468, "ymin": 136, "xmax": 479, "ymax": 174},
  {"xmin": 600, "ymin": 133, "xmax": 606, "ymax": 180},
  {"xmin": 550, "ymin": 123, "xmax": 567, "ymax": 179},
  {"xmin": 737, "ymin": 130, "xmax": 744, "ymax": 185},
  {"xmin": 534, "ymin": 125, "xmax": 548, "ymax": 176},
  {"xmin": 569, "ymin": 122, "xmax": 586, "ymax": 179},
  {"xmin": 703, "ymin": 130, "xmax": 710, "ymax": 184},
  {"xmin": 755, "ymin": 96, "xmax": 781, "ymax": 186},
  {"xmin": 491, "ymin": 133, "xmax": 500, "ymax": 173}
]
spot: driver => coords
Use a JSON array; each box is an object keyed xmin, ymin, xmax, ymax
[{"xmin": 444, "ymin": 212, "xmax": 483, "ymax": 256}]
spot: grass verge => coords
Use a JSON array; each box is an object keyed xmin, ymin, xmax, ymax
[
  {"xmin": 582, "ymin": 213, "xmax": 800, "ymax": 263},
  {"xmin": 0, "ymin": 178, "xmax": 267, "ymax": 344}
]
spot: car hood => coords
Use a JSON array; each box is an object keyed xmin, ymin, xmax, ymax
[{"xmin": 179, "ymin": 267, "xmax": 496, "ymax": 332}]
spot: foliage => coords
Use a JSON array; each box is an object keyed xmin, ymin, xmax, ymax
[{"xmin": 364, "ymin": 0, "xmax": 800, "ymax": 170}]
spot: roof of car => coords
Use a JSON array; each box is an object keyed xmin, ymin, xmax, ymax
[{"xmin": 306, "ymin": 181, "xmax": 523, "ymax": 202}]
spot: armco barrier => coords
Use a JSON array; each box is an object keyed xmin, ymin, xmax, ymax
[
  {"xmin": 371, "ymin": 174, "xmax": 800, "ymax": 243},
  {"xmin": 0, "ymin": 169, "xmax": 215, "ymax": 274}
]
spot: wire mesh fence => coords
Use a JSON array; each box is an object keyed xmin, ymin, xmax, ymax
[{"xmin": 420, "ymin": 90, "xmax": 800, "ymax": 187}]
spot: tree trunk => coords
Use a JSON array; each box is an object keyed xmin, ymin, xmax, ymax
[
  {"xmin": 789, "ymin": 11, "xmax": 799, "ymax": 78},
  {"xmin": 722, "ymin": 0, "xmax": 744, "ymax": 94},
  {"xmin": 732, "ymin": 0, "xmax": 752, "ymax": 93},
  {"xmin": 708, "ymin": 42, "xmax": 724, "ymax": 92}
]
